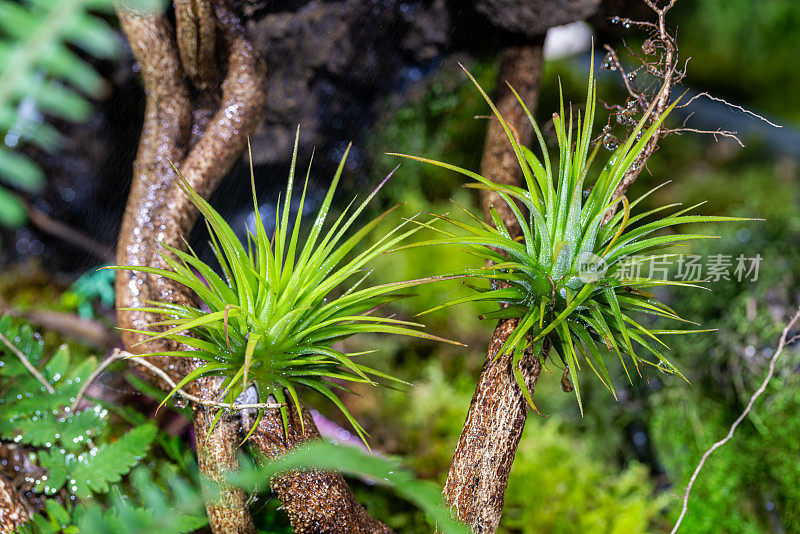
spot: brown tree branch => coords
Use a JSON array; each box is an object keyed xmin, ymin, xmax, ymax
[
  {"xmin": 250, "ymin": 406, "xmax": 394, "ymax": 534},
  {"xmin": 602, "ymin": 2, "xmax": 678, "ymax": 221},
  {"xmin": 443, "ymin": 319, "xmax": 543, "ymax": 532},
  {"xmin": 442, "ymin": 42, "xmax": 545, "ymax": 533},
  {"xmin": 479, "ymin": 43, "xmax": 544, "ymax": 239},
  {"xmin": 0, "ymin": 473, "xmax": 32, "ymax": 533},
  {"xmin": 115, "ymin": 2, "xmax": 263, "ymax": 532},
  {"xmin": 174, "ymin": 0, "xmax": 217, "ymax": 90},
  {"xmin": 115, "ymin": 2, "xmax": 391, "ymax": 532},
  {"xmin": 195, "ymin": 405, "xmax": 255, "ymax": 533}
]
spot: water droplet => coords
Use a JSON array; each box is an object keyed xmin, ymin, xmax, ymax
[
  {"xmin": 602, "ymin": 52, "xmax": 616, "ymax": 71},
  {"xmin": 603, "ymin": 133, "xmax": 620, "ymax": 151}
]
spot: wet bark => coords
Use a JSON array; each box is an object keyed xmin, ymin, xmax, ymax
[
  {"xmin": 115, "ymin": 2, "xmax": 265, "ymax": 532},
  {"xmin": 250, "ymin": 407, "xmax": 394, "ymax": 533},
  {"xmin": 194, "ymin": 405, "xmax": 256, "ymax": 533},
  {"xmin": 0, "ymin": 473, "xmax": 31, "ymax": 533},
  {"xmin": 443, "ymin": 42, "xmax": 546, "ymax": 533},
  {"xmin": 115, "ymin": 2, "xmax": 390, "ymax": 532}
]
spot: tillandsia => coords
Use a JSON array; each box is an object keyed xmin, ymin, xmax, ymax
[
  {"xmin": 112, "ymin": 129, "xmax": 458, "ymax": 444},
  {"xmin": 391, "ymin": 61, "xmax": 753, "ymax": 415}
]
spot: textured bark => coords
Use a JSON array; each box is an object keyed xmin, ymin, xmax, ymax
[
  {"xmin": 443, "ymin": 43, "xmax": 546, "ymax": 533},
  {"xmin": 249, "ymin": 406, "xmax": 393, "ymax": 534},
  {"xmin": 479, "ymin": 42, "xmax": 544, "ymax": 240},
  {"xmin": 116, "ymin": 2, "xmax": 389, "ymax": 531},
  {"xmin": 195, "ymin": 407, "xmax": 256, "ymax": 533},
  {"xmin": 175, "ymin": 0, "xmax": 217, "ymax": 89},
  {"xmin": 115, "ymin": 2, "xmax": 265, "ymax": 532},
  {"xmin": 442, "ymin": 321, "xmax": 542, "ymax": 533},
  {"xmin": 0, "ymin": 473, "xmax": 31, "ymax": 533}
]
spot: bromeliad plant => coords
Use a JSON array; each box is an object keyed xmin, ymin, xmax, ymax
[
  {"xmin": 392, "ymin": 63, "xmax": 750, "ymax": 414},
  {"xmin": 115, "ymin": 131, "xmax": 456, "ymax": 443}
]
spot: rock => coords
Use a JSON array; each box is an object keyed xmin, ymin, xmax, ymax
[
  {"xmin": 9, "ymin": 0, "xmax": 604, "ymax": 274},
  {"xmin": 476, "ymin": 0, "xmax": 601, "ymax": 36}
]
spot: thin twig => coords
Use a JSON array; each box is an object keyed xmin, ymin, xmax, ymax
[
  {"xmin": 603, "ymin": 45, "xmax": 640, "ymax": 100},
  {"xmin": 694, "ymin": 93, "xmax": 783, "ymax": 129},
  {"xmin": 23, "ymin": 201, "xmax": 114, "ymax": 262},
  {"xmin": 0, "ymin": 329, "xmax": 55, "ymax": 394},
  {"xmin": 662, "ymin": 128, "xmax": 745, "ymax": 147},
  {"xmin": 69, "ymin": 350, "xmax": 124, "ymax": 411},
  {"xmin": 671, "ymin": 307, "xmax": 800, "ymax": 533},
  {"xmin": 118, "ymin": 349, "xmax": 283, "ymax": 411},
  {"xmin": 602, "ymin": 0, "xmax": 680, "ymax": 222}
]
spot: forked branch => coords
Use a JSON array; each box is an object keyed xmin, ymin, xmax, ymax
[{"xmin": 602, "ymin": 0, "xmax": 780, "ymax": 216}]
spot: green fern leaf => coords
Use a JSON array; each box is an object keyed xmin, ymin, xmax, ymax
[
  {"xmin": 0, "ymin": 0, "xmax": 161, "ymax": 227},
  {"xmin": 37, "ymin": 448, "xmax": 68, "ymax": 495},
  {"xmin": 68, "ymin": 423, "xmax": 157, "ymax": 498},
  {"xmin": 77, "ymin": 465, "xmax": 208, "ymax": 533}
]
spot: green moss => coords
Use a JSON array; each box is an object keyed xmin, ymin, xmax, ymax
[
  {"xmin": 641, "ymin": 162, "xmax": 800, "ymax": 531},
  {"xmin": 502, "ymin": 420, "xmax": 666, "ymax": 534}
]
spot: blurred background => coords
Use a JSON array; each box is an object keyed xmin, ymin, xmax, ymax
[{"xmin": 1, "ymin": 0, "xmax": 799, "ymax": 532}]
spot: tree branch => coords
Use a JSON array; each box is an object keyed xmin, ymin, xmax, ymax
[
  {"xmin": 114, "ymin": 2, "xmax": 391, "ymax": 531},
  {"xmin": 114, "ymin": 2, "xmax": 264, "ymax": 532},
  {"xmin": 0, "ymin": 328, "xmax": 54, "ymax": 394},
  {"xmin": 249, "ymin": 405, "xmax": 394, "ymax": 533},
  {"xmin": 0, "ymin": 473, "xmax": 32, "ymax": 532},
  {"xmin": 602, "ymin": 1, "xmax": 679, "ymax": 219},
  {"xmin": 442, "ymin": 42, "xmax": 545, "ymax": 533}
]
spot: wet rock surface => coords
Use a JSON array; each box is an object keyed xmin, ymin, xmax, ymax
[
  {"xmin": 5, "ymin": 0, "xmax": 601, "ymax": 274},
  {"xmin": 476, "ymin": 0, "xmax": 601, "ymax": 36}
]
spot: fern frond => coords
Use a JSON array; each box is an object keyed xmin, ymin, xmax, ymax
[{"xmin": 0, "ymin": 0, "xmax": 160, "ymax": 227}]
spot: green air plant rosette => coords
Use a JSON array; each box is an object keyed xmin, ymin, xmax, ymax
[
  {"xmin": 112, "ymin": 129, "xmax": 460, "ymax": 444},
  {"xmin": 390, "ymin": 61, "xmax": 756, "ymax": 415}
]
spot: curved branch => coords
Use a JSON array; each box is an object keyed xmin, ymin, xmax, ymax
[
  {"xmin": 115, "ymin": 6, "xmax": 192, "ymax": 370},
  {"xmin": 115, "ymin": 2, "xmax": 392, "ymax": 531},
  {"xmin": 114, "ymin": 3, "xmax": 264, "ymax": 532},
  {"xmin": 602, "ymin": 1, "xmax": 680, "ymax": 222}
]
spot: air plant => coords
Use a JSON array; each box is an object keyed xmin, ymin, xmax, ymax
[
  {"xmin": 391, "ymin": 62, "xmax": 752, "ymax": 415},
  {"xmin": 114, "ymin": 130, "xmax": 457, "ymax": 443}
]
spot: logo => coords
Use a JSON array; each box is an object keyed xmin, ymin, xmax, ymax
[{"xmin": 576, "ymin": 252, "xmax": 608, "ymax": 283}]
